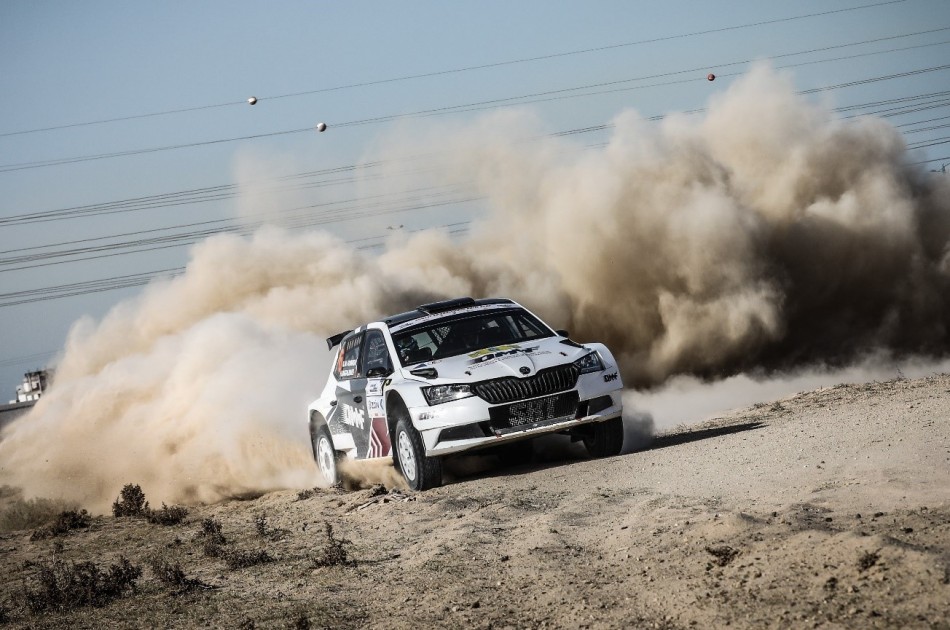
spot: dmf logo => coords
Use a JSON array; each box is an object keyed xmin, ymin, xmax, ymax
[
  {"xmin": 603, "ymin": 372, "xmax": 619, "ymax": 383},
  {"xmin": 468, "ymin": 345, "xmax": 540, "ymax": 365}
]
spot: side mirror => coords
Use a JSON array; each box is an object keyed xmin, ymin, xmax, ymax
[
  {"xmin": 555, "ymin": 329, "xmax": 570, "ymax": 338},
  {"xmin": 366, "ymin": 367, "xmax": 392, "ymax": 379}
]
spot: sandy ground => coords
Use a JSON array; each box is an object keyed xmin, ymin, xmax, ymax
[{"xmin": 0, "ymin": 373, "xmax": 948, "ymax": 628}]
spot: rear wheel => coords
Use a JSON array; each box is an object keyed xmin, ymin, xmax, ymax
[
  {"xmin": 394, "ymin": 416, "xmax": 442, "ymax": 491},
  {"xmin": 583, "ymin": 417, "xmax": 624, "ymax": 458},
  {"xmin": 312, "ymin": 423, "xmax": 340, "ymax": 486}
]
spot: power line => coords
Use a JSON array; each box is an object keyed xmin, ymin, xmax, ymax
[
  {"xmin": 0, "ymin": 193, "xmax": 482, "ymax": 272},
  {"xmin": 2, "ymin": 27, "xmax": 946, "ymax": 174},
  {"xmin": 0, "ymin": 349, "xmax": 59, "ymax": 369},
  {"xmin": 3, "ymin": 84, "xmax": 947, "ymax": 235},
  {"xmin": 0, "ymin": 222, "xmax": 471, "ymax": 308},
  {"xmin": 0, "ymin": 0, "xmax": 907, "ymax": 138}
]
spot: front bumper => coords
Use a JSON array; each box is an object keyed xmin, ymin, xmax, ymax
[{"xmin": 409, "ymin": 372, "xmax": 624, "ymax": 456}]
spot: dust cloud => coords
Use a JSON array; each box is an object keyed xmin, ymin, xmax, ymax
[{"xmin": 1, "ymin": 63, "xmax": 948, "ymax": 510}]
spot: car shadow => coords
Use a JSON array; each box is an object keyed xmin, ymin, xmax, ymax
[
  {"xmin": 444, "ymin": 420, "xmax": 768, "ymax": 484},
  {"xmin": 647, "ymin": 420, "xmax": 767, "ymax": 451}
]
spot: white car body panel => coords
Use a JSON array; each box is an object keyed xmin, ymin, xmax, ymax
[{"xmin": 306, "ymin": 299, "xmax": 624, "ymax": 463}]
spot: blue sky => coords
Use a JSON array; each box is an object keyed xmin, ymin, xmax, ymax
[{"xmin": 1, "ymin": 0, "xmax": 949, "ymax": 393}]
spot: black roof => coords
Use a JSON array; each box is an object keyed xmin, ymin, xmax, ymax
[
  {"xmin": 382, "ymin": 297, "xmax": 515, "ymax": 328},
  {"xmin": 326, "ymin": 297, "xmax": 516, "ymax": 349}
]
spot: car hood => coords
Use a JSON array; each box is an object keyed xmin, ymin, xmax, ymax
[{"xmin": 406, "ymin": 337, "xmax": 592, "ymax": 383}]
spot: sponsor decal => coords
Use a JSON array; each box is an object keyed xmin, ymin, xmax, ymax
[
  {"xmin": 468, "ymin": 344, "xmax": 519, "ymax": 359},
  {"xmin": 467, "ymin": 345, "xmax": 541, "ymax": 365},
  {"xmin": 603, "ymin": 372, "xmax": 619, "ymax": 383},
  {"xmin": 367, "ymin": 397, "xmax": 384, "ymax": 415},
  {"xmin": 341, "ymin": 404, "xmax": 366, "ymax": 430},
  {"xmin": 366, "ymin": 380, "xmax": 383, "ymax": 396},
  {"xmin": 519, "ymin": 366, "xmax": 531, "ymax": 375}
]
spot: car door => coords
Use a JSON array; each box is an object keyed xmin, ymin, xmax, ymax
[
  {"xmin": 361, "ymin": 329, "xmax": 395, "ymax": 458},
  {"xmin": 332, "ymin": 332, "xmax": 372, "ymax": 458}
]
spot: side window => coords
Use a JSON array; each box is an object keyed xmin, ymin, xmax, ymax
[
  {"xmin": 334, "ymin": 333, "xmax": 363, "ymax": 380},
  {"xmin": 362, "ymin": 330, "xmax": 393, "ymax": 376}
]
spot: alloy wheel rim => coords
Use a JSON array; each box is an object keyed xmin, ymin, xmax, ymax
[
  {"xmin": 318, "ymin": 436, "xmax": 335, "ymax": 484},
  {"xmin": 398, "ymin": 431, "xmax": 417, "ymax": 481}
]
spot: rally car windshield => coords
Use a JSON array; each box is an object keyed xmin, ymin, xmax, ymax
[{"xmin": 392, "ymin": 308, "xmax": 555, "ymax": 366}]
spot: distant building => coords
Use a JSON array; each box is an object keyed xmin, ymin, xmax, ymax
[
  {"xmin": 1, "ymin": 370, "xmax": 50, "ymax": 431},
  {"xmin": 12, "ymin": 369, "xmax": 50, "ymax": 403}
]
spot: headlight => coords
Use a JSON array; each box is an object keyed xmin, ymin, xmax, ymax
[
  {"xmin": 573, "ymin": 350, "xmax": 605, "ymax": 374},
  {"xmin": 422, "ymin": 384, "xmax": 474, "ymax": 405}
]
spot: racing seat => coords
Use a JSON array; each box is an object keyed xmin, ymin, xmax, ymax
[
  {"xmin": 476, "ymin": 324, "xmax": 509, "ymax": 348},
  {"xmin": 404, "ymin": 347, "xmax": 433, "ymax": 364}
]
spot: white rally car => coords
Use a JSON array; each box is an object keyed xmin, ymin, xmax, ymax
[{"xmin": 307, "ymin": 297, "xmax": 624, "ymax": 490}]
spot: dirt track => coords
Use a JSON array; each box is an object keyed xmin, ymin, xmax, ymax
[{"xmin": 1, "ymin": 374, "xmax": 948, "ymax": 628}]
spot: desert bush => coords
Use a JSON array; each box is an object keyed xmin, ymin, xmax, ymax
[
  {"xmin": 254, "ymin": 512, "xmax": 287, "ymax": 541},
  {"xmin": 254, "ymin": 513, "xmax": 269, "ymax": 537},
  {"xmin": 295, "ymin": 488, "xmax": 317, "ymax": 501},
  {"xmin": 858, "ymin": 550, "xmax": 880, "ymax": 572},
  {"xmin": 0, "ymin": 600, "xmax": 9, "ymax": 624},
  {"xmin": 147, "ymin": 503, "xmax": 189, "ymax": 526},
  {"xmin": 0, "ymin": 497, "xmax": 77, "ymax": 533},
  {"xmin": 148, "ymin": 557, "xmax": 210, "ymax": 593},
  {"xmin": 195, "ymin": 517, "xmax": 227, "ymax": 557},
  {"xmin": 112, "ymin": 484, "xmax": 149, "ymax": 518},
  {"xmin": 311, "ymin": 522, "xmax": 355, "ymax": 568},
  {"xmin": 23, "ymin": 556, "xmax": 141, "ymax": 613},
  {"xmin": 705, "ymin": 545, "xmax": 740, "ymax": 567},
  {"xmin": 294, "ymin": 615, "xmax": 311, "ymax": 630},
  {"xmin": 223, "ymin": 549, "xmax": 274, "ymax": 570},
  {"xmin": 30, "ymin": 509, "xmax": 91, "ymax": 541}
]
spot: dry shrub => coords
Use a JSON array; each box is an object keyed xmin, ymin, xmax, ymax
[
  {"xmin": 23, "ymin": 556, "xmax": 141, "ymax": 613},
  {"xmin": 294, "ymin": 488, "xmax": 317, "ymax": 502},
  {"xmin": 254, "ymin": 512, "xmax": 287, "ymax": 540},
  {"xmin": 705, "ymin": 545, "xmax": 740, "ymax": 567},
  {"xmin": 112, "ymin": 484, "xmax": 149, "ymax": 518},
  {"xmin": 223, "ymin": 549, "xmax": 274, "ymax": 570},
  {"xmin": 195, "ymin": 517, "xmax": 227, "ymax": 557},
  {"xmin": 148, "ymin": 557, "xmax": 211, "ymax": 593},
  {"xmin": 311, "ymin": 522, "xmax": 355, "ymax": 568},
  {"xmin": 858, "ymin": 550, "xmax": 880, "ymax": 572},
  {"xmin": 147, "ymin": 503, "xmax": 189, "ymax": 526},
  {"xmin": 30, "ymin": 509, "xmax": 91, "ymax": 541}
]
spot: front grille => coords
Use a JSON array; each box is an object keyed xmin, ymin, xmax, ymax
[
  {"xmin": 489, "ymin": 391, "xmax": 580, "ymax": 433},
  {"xmin": 473, "ymin": 364, "xmax": 579, "ymax": 404}
]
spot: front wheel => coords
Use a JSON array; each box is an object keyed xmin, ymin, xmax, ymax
[
  {"xmin": 394, "ymin": 417, "xmax": 442, "ymax": 491},
  {"xmin": 583, "ymin": 417, "xmax": 624, "ymax": 458},
  {"xmin": 313, "ymin": 424, "xmax": 341, "ymax": 487}
]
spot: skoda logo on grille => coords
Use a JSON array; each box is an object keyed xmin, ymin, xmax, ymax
[{"xmin": 519, "ymin": 366, "xmax": 531, "ymax": 375}]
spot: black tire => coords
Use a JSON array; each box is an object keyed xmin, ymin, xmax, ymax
[
  {"xmin": 496, "ymin": 439, "xmax": 534, "ymax": 468},
  {"xmin": 583, "ymin": 417, "xmax": 624, "ymax": 458},
  {"xmin": 311, "ymin": 423, "xmax": 341, "ymax": 487},
  {"xmin": 394, "ymin": 415, "xmax": 442, "ymax": 491}
]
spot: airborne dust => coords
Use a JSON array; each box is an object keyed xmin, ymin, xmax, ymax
[{"xmin": 1, "ymin": 64, "xmax": 948, "ymax": 511}]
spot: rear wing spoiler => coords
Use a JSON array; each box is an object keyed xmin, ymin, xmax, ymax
[{"xmin": 326, "ymin": 331, "xmax": 351, "ymax": 350}]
